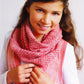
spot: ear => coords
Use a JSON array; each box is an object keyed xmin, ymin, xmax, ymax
[{"xmin": 26, "ymin": 7, "xmax": 30, "ymax": 13}]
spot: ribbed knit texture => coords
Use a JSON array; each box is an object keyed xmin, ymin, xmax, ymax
[{"xmin": 7, "ymin": 21, "xmax": 67, "ymax": 84}]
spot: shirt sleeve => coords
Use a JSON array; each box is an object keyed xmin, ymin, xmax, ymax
[
  {"xmin": 62, "ymin": 43, "xmax": 80, "ymax": 84},
  {"xmin": 0, "ymin": 31, "xmax": 12, "ymax": 84}
]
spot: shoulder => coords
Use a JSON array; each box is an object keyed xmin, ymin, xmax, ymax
[
  {"xmin": 5, "ymin": 30, "xmax": 13, "ymax": 41},
  {"xmin": 65, "ymin": 42, "xmax": 76, "ymax": 62},
  {"xmin": 3, "ymin": 30, "xmax": 13, "ymax": 49},
  {"xmin": 63, "ymin": 42, "xmax": 76, "ymax": 70},
  {"xmin": 66, "ymin": 43, "xmax": 75, "ymax": 54}
]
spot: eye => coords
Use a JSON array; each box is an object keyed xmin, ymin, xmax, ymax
[
  {"xmin": 52, "ymin": 12, "xmax": 59, "ymax": 15},
  {"xmin": 36, "ymin": 9, "xmax": 44, "ymax": 12}
]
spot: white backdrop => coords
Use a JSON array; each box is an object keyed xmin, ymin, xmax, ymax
[{"xmin": 0, "ymin": 0, "xmax": 84, "ymax": 84}]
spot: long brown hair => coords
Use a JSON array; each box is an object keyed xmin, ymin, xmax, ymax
[{"xmin": 15, "ymin": 0, "xmax": 83, "ymax": 69}]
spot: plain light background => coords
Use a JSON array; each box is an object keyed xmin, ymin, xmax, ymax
[{"xmin": 0, "ymin": 0, "xmax": 84, "ymax": 84}]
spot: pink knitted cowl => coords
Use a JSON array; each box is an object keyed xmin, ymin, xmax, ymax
[{"xmin": 7, "ymin": 21, "xmax": 67, "ymax": 84}]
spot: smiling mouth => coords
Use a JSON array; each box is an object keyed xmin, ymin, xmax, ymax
[{"xmin": 38, "ymin": 24, "xmax": 50, "ymax": 31}]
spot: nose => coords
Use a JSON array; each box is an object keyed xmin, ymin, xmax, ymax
[{"xmin": 41, "ymin": 14, "xmax": 51, "ymax": 25}]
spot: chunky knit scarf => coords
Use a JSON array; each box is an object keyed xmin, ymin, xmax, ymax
[{"xmin": 7, "ymin": 21, "xmax": 67, "ymax": 84}]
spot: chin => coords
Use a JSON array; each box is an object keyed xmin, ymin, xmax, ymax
[{"xmin": 37, "ymin": 30, "xmax": 50, "ymax": 35}]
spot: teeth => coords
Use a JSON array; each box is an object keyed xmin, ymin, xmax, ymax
[
  {"xmin": 40, "ymin": 25, "xmax": 50, "ymax": 28},
  {"xmin": 38, "ymin": 24, "xmax": 50, "ymax": 30},
  {"xmin": 41, "ymin": 26, "xmax": 49, "ymax": 28},
  {"xmin": 39, "ymin": 24, "xmax": 50, "ymax": 27}
]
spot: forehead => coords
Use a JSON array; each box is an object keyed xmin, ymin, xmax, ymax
[{"xmin": 30, "ymin": 1, "xmax": 64, "ymax": 12}]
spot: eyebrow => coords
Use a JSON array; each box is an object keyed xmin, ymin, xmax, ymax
[{"xmin": 35, "ymin": 6, "xmax": 62, "ymax": 13}]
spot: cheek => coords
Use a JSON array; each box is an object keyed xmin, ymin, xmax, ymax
[
  {"xmin": 53, "ymin": 16, "xmax": 62, "ymax": 25},
  {"xmin": 30, "ymin": 12, "xmax": 41, "ymax": 23}
]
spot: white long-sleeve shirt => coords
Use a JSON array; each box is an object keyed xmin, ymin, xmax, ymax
[{"xmin": 0, "ymin": 31, "xmax": 80, "ymax": 84}]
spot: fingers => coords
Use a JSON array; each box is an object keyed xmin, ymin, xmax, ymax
[
  {"xmin": 31, "ymin": 71, "xmax": 38, "ymax": 82},
  {"xmin": 18, "ymin": 73, "xmax": 31, "ymax": 83},
  {"xmin": 17, "ymin": 64, "xmax": 35, "ymax": 83},
  {"xmin": 18, "ymin": 64, "xmax": 34, "ymax": 74},
  {"xmin": 29, "ymin": 66, "xmax": 41, "ymax": 84},
  {"xmin": 24, "ymin": 79, "xmax": 30, "ymax": 83},
  {"xmin": 24, "ymin": 68, "xmax": 33, "ymax": 74},
  {"xmin": 33, "ymin": 66, "xmax": 41, "ymax": 77},
  {"xmin": 7, "ymin": 63, "xmax": 35, "ymax": 84},
  {"xmin": 37, "ymin": 67, "xmax": 46, "ymax": 75},
  {"xmin": 29, "ymin": 82, "xmax": 33, "ymax": 84},
  {"xmin": 30, "ymin": 76, "xmax": 36, "ymax": 84},
  {"xmin": 20, "ymin": 77, "xmax": 30, "ymax": 83},
  {"xmin": 24, "ymin": 73, "xmax": 31, "ymax": 78},
  {"xmin": 21, "ymin": 63, "xmax": 35, "ymax": 69}
]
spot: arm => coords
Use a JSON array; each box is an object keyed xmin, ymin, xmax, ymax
[
  {"xmin": 0, "ymin": 31, "xmax": 35, "ymax": 84},
  {"xmin": 0, "ymin": 31, "xmax": 12, "ymax": 84},
  {"xmin": 62, "ymin": 43, "xmax": 80, "ymax": 84}
]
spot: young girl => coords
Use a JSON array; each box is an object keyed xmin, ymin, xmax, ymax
[{"xmin": 0, "ymin": 0, "xmax": 83, "ymax": 84}]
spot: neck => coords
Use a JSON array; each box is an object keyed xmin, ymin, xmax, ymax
[
  {"xmin": 35, "ymin": 34, "xmax": 44, "ymax": 42},
  {"xmin": 32, "ymin": 30, "xmax": 44, "ymax": 42}
]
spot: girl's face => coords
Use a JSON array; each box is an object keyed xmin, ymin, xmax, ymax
[{"xmin": 27, "ymin": 1, "xmax": 64, "ymax": 36}]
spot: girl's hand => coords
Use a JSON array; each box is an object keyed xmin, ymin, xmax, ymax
[
  {"xmin": 29, "ymin": 66, "xmax": 55, "ymax": 84},
  {"xmin": 7, "ymin": 63, "xmax": 34, "ymax": 83}
]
